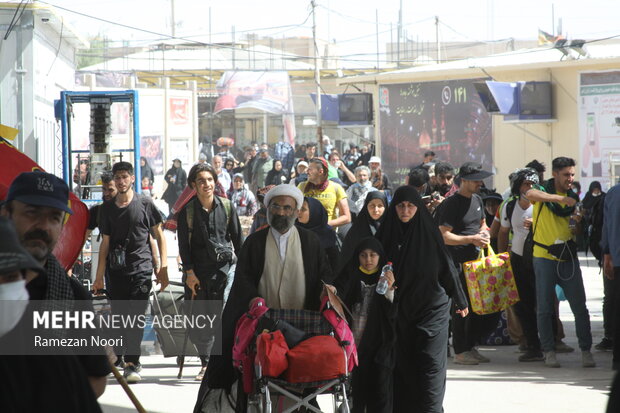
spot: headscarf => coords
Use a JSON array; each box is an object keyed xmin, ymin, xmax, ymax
[
  {"xmin": 337, "ymin": 191, "xmax": 388, "ymax": 273},
  {"xmin": 376, "ymin": 185, "xmax": 467, "ymax": 323},
  {"xmin": 582, "ymin": 180, "xmax": 605, "ymax": 210},
  {"xmin": 510, "ymin": 167, "xmax": 540, "ymax": 197},
  {"xmin": 335, "ymin": 237, "xmax": 386, "ymax": 310},
  {"xmin": 295, "ymin": 197, "xmax": 338, "ymax": 249},
  {"xmin": 140, "ymin": 156, "xmax": 154, "ymax": 184},
  {"xmin": 265, "ymin": 160, "xmax": 288, "ymax": 186}
]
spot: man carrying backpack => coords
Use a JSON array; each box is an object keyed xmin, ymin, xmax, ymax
[
  {"xmin": 497, "ymin": 168, "xmax": 544, "ymax": 362},
  {"xmin": 94, "ymin": 161, "xmax": 169, "ymax": 383},
  {"xmin": 177, "ymin": 163, "xmax": 243, "ymax": 381}
]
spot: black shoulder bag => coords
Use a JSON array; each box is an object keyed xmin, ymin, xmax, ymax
[
  {"xmin": 194, "ymin": 198, "xmax": 234, "ymax": 264},
  {"xmin": 109, "ymin": 198, "xmax": 140, "ymax": 271}
]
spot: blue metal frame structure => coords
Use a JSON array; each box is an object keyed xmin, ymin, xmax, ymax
[{"xmin": 56, "ymin": 90, "xmax": 141, "ymax": 195}]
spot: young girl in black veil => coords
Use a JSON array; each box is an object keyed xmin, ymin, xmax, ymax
[
  {"xmin": 334, "ymin": 237, "xmax": 392, "ymax": 343},
  {"xmin": 355, "ymin": 185, "xmax": 468, "ymax": 413},
  {"xmin": 333, "ymin": 236, "xmax": 395, "ymax": 413},
  {"xmin": 338, "ymin": 191, "xmax": 388, "ymax": 273}
]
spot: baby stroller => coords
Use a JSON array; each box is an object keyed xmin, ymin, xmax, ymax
[{"xmin": 233, "ymin": 297, "xmax": 357, "ymax": 413}]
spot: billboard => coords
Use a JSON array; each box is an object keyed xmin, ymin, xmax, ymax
[
  {"xmin": 215, "ymin": 71, "xmax": 296, "ymax": 145},
  {"xmin": 578, "ymin": 71, "xmax": 620, "ymax": 190},
  {"xmin": 379, "ymin": 79, "xmax": 493, "ymax": 186}
]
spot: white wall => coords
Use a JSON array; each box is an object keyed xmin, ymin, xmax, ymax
[{"xmin": 0, "ymin": 8, "xmax": 80, "ymax": 177}]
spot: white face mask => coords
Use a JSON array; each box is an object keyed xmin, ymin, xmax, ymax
[
  {"xmin": 592, "ymin": 192, "xmax": 601, "ymax": 197},
  {"xmin": 0, "ymin": 279, "xmax": 30, "ymax": 338}
]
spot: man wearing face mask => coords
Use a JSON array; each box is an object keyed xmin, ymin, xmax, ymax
[
  {"xmin": 0, "ymin": 217, "xmax": 105, "ymax": 412},
  {"xmin": 198, "ymin": 184, "xmax": 334, "ymax": 400},
  {"xmin": 0, "ymin": 171, "xmax": 110, "ymax": 400}
]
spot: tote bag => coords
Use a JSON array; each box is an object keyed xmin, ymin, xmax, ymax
[{"xmin": 463, "ymin": 246, "xmax": 520, "ymax": 315}]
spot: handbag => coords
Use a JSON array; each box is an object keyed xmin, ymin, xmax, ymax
[
  {"xmin": 284, "ymin": 335, "xmax": 346, "ymax": 383},
  {"xmin": 463, "ymin": 245, "xmax": 520, "ymax": 315},
  {"xmin": 255, "ymin": 330, "xmax": 289, "ymax": 378}
]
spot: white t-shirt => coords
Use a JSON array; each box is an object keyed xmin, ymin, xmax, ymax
[{"xmin": 499, "ymin": 198, "xmax": 533, "ymax": 256}]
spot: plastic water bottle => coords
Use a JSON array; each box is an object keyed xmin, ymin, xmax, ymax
[{"xmin": 376, "ymin": 262, "xmax": 393, "ymax": 295}]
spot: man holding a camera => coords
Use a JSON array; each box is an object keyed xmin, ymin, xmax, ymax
[
  {"xmin": 177, "ymin": 163, "xmax": 243, "ymax": 381},
  {"xmin": 94, "ymin": 161, "xmax": 169, "ymax": 383},
  {"xmin": 524, "ymin": 156, "xmax": 594, "ymax": 369}
]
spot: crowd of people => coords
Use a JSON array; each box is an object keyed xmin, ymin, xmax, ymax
[{"xmin": 1, "ymin": 139, "xmax": 620, "ymax": 412}]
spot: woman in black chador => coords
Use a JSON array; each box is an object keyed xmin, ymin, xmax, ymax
[
  {"xmin": 356, "ymin": 185, "xmax": 468, "ymax": 413},
  {"xmin": 162, "ymin": 158, "xmax": 187, "ymax": 213},
  {"xmin": 338, "ymin": 190, "xmax": 387, "ymax": 273}
]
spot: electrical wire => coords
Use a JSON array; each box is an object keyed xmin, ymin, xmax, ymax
[
  {"xmin": 40, "ymin": 0, "xmax": 313, "ymax": 44},
  {"xmin": 46, "ymin": 17, "xmax": 64, "ymax": 76},
  {"xmin": 3, "ymin": 0, "xmax": 31, "ymax": 40},
  {"xmin": 36, "ymin": 0, "xmax": 620, "ymax": 68}
]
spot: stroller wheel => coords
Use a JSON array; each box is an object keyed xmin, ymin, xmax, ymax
[{"xmin": 176, "ymin": 356, "xmax": 183, "ymax": 367}]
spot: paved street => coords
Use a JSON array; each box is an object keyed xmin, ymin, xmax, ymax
[{"xmin": 98, "ymin": 231, "xmax": 616, "ymax": 412}]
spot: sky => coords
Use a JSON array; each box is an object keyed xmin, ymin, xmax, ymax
[{"xmin": 35, "ymin": 0, "xmax": 620, "ymax": 64}]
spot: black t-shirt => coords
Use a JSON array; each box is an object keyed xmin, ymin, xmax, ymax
[
  {"xmin": 100, "ymin": 193, "xmax": 162, "ymax": 276},
  {"xmin": 87, "ymin": 204, "xmax": 101, "ymax": 230},
  {"xmin": 437, "ymin": 192, "xmax": 485, "ymax": 263}
]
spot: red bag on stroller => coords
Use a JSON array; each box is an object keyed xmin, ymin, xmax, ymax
[
  {"xmin": 284, "ymin": 335, "xmax": 346, "ymax": 383},
  {"xmin": 321, "ymin": 296, "xmax": 358, "ymax": 372},
  {"xmin": 232, "ymin": 298, "xmax": 269, "ymax": 393},
  {"xmin": 255, "ymin": 330, "xmax": 289, "ymax": 378}
]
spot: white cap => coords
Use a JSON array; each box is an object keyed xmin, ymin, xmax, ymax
[
  {"xmin": 263, "ymin": 184, "xmax": 304, "ymax": 210},
  {"xmin": 369, "ymin": 156, "xmax": 381, "ymax": 164},
  {"xmin": 297, "ymin": 161, "xmax": 309, "ymax": 168}
]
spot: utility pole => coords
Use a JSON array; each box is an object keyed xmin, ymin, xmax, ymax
[
  {"xmin": 376, "ymin": 9, "xmax": 380, "ymax": 69},
  {"xmin": 170, "ymin": 0, "xmax": 176, "ymax": 37},
  {"xmin": 397, "ymin": 0, "xmax": 402, "ymax": 67},
  {"xmin": 312, "ymin": 0, "xmax": 322, "ymax": 149},
  {"xmin": 435, "ymin": 16, "xmax": 440, "ymax": 63}
]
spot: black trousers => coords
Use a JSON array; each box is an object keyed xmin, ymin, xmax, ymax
[
  {"xmin": 451, "ymin": 265, "xmax": 500, "ymax": 354},
  {"xmin": 603, "ymin": 269, "xmax": 618, "ymax": 340},
  {"xmin": 184, "ymin": 269, "xmax": 227, "ymax": 366},
  {"xmin": 510, "ymin": 252, "xmax": 542, "ymax": 351},
  {"xmin": 394, "ymin": 317, "xmax": 449, "ymax": 413},
  {"xmin": 109, "ymin": 271, "xmax": 152, "ymax": 365},
  {"xmin": 611, "ymin": 267, "xmax": 620, "ymax": 369}
]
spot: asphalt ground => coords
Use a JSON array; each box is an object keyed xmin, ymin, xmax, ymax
[{"xmin": 97, "ymin": 230, "xmax": 616, "ymax": 413}]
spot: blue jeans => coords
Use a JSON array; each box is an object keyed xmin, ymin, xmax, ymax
[{"xmin": 533, "ymin": 257, "xmax": 592, "ymax": 352}]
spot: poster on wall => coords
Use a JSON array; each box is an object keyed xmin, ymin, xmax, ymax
[
  {"xmin": 379, "ymin": 79, "xmax": 493, "ymax": 186},
  {"xmin": 578, "ymin": 71, "xmax": 620, "ymax": 190}
]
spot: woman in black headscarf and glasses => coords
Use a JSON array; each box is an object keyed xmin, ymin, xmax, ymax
[
  {"xmin": 296, "ymin": 196, "xmax": 339, "ymax": 271},
  {"xmin": 358, "ymin": 185, "xmax": 468, "ymax": 413},
  {"xmin": 338, "ymin": 191, "xmax": 388, "ymax": 273}
]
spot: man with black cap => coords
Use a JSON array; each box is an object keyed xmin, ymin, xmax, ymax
[
  {"xmin": 437, "ymin": 162, "xmax": 494, "ymax": 365},
  {"xmin": 0, "ymin": 171, "xmax": 110, "ymax": 398},
  {"xmin": 0, "ymin": 216, "xmax": 105, "ymax": 412}
]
